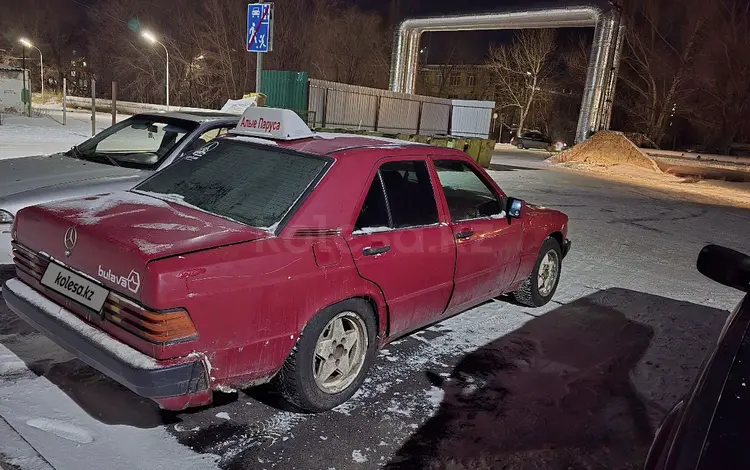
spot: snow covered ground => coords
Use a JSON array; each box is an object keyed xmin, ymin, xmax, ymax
[
  {"xmin": 0, "ymin": 149, "xmax": 748, "ymax": 469},
  {"xmin": 0, "ymin": 109, "xmax": 129, "ymax": 161}
]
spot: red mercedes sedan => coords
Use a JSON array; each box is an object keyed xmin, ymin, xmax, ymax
[{"xmin": 3, "ymin": 108, "xmax": 570, "ymax": 413}]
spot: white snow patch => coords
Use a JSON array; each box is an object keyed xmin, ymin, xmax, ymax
[
  {"xmin": 379, "ymin": 349, "xmax": 390, "ymax": 355},
  {"xmin": 26, "ymin": 418, "xmax": 94, "ymax": 444},
  {"xmin": 0, "ymin": 416, "xmax": 54, "ymax": 470},
  {"xmin": 174, "ymin": 424, "xmax": 200, "ymax": 432},
  {"xmin": 215, "ymin": 384, "xmax": 237, "ymax": 394},
  {"xmin": 231, "ymin": 135, "xmax": 279, "ymax": 146},
  {"xmin": 386, "ymin": 400, "xmax": 413, "ymax": 417},
  {"xmin": 351, "ymin": 450, "xmax": 368, "ymax": 463},
  {"xmin": 215, "ymin": 412, "xmax": 231, "ymax": 420},
  {"xmin": 320, "ymin": 435, "xmax": 328, "ymax": 440},
  {"xmin": 425, "ymin": 386, "xmax": 446, "ymax": 409},
  {"xmin": 132, "ymin": 223, "xmax": 200, "ymax": 232},
  {"xmin": 490, "ymin": 211, "xmax": 508, "ymax": 219},
  {"xmin": 133, "ymin": 238, "xmax": 173, "ymax": 255},
  {"xmin": 4, "ymin": 279, "xmax": 160, "ymax": 370},
  {"xmin": 0, "ymin": 110, "xmax": 122, "ymax": 161},
  {"xmin": 378, "ymin": 441, "xmax": 387, "ymax": 446},
  {"xmin": 44, "ymin": 192, "xmax": 166, "ymax": 216}
]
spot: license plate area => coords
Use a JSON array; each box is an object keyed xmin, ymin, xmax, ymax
[{"xmin": 40, "ymin": 262, "xmax": 109, "ymax": 313}]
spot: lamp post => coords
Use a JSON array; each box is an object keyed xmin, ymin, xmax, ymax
[
  {"xmin": 19, "ymin": 38, "xmax": 43, "ymax": 106},
  {"xmin": 141, "ymin": 30, "xmax": 170, "ymax": 109}
]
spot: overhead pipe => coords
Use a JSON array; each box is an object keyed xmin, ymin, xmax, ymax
[{"xmin": 389, "ymin": 5, "xmax": 621, "ymax": 143}]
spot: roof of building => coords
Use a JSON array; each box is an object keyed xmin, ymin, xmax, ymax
[{"xmin": 0, "ymin": 65, "xmax": 23, "ymax": 72}]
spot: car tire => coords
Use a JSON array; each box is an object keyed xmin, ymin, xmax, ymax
[
  {"xmin": 517, "ymin": 142, "xmax": 525, "ymax": 149},
  {"xmin": 513, "ymin": 237, "xmax": 562, "ymax": 307},
  {"xmin": 276, "ymin": 298, "xmax": 378, "ymax": 413}
]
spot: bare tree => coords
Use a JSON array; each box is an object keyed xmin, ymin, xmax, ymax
[
  {"xmin": 618, "ymin": 0, "xmax": 709, "ymax": 145},
  {"xmin": 486, "ymin": 29, "xmax": 558, "ymax": 137},
  {"xmin": 687, "ymin": 0, "xmax": 750, "ymax": 152},
  {"xmin": 85, "ymin": 0, "xmax": 392, "ymax": 108},
  {"xmin": 312, "ymin": 4, "xmax": 391, "ymax": 88}
]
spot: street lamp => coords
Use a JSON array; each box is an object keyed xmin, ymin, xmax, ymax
[
  {"xmin": 19, "ymin": 38, "xmax": 43, "ymax": 103},
  {"xmin": 141, "ymin": 30, "xmax": 170, "ymax": 109}
]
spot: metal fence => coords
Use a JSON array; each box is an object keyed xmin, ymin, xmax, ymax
[
  {"xmin": 307, "ymin": 79, "xmax": 495, "ymax": 138},
  {"xmin": 308, "ymin": 79, "xmax": 453, "ymax": 135}
]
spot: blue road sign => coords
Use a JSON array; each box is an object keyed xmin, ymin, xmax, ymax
[{"xmin": 247, "ymin": 3, "xmax": 272, "ymax": 53}]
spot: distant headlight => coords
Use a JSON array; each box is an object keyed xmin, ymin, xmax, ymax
[{"xmin": 0, "ymin": 210, "xmax": 14, "ymax": 224}]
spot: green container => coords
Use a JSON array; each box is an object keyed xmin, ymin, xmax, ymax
[
  {"xmin": 477, "ymin": 139, "xmax": 496, "ymax": 168},
  {"xmin": 466, "ymin": 139, "xmax": 483, "ymax": 162},
  {"xmin": 260, "ymin": 70, "xmax": 309, "ymax": 113},
  {"xmin": 431, "ymin": 137, "xmax": 449, "ymax": 148},
  {"xmin": 396, "ymin": 133, "xmax": 411, "ymax": 141},
  {"xmin": 454, "ymin": 138, "xmax": 468, "ymax": 152},
  {"xmin": 413, "ymin": 135, "xmax": 431, "ymax": 144}
]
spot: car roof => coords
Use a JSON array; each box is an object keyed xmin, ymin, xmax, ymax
[
  {"xmin": 135, "ymin": 111, "xmax": 239, "ymax": 124},
  {"xmin": 224, "ymin": 132, "xmax": 466, "ymax": 160}
]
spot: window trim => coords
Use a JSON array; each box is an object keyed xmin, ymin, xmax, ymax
[
  {"xmin": 432, "ymin": 157, "xmax": 507, "ymax": 224},
  {"xmin": 349, "ymin": 157, "xmax": 444, "ymax": 237}
]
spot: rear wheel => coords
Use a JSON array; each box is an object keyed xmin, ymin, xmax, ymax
[
  {"xmin": 276, "ymin": 299, "xmax": 377, "ymax": 413},
  {"xmin": 517, "ymin": 142, "xmax": 525, "ymax": 149},
  {"xmin": 513, "ymin": 237, "xmax": 562, "ymax": 307}
]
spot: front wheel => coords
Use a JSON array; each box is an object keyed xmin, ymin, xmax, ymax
[
  {"xmin": 517, "ymin": 142, "xmax": 525, "ymax": 149},
  {"xmin": 513, "ymin": 237, "xmax": 562, "ymax": 307},
  {"xmin": 275, "ymin": 299, "xmax": 377, "ymax": 413}
]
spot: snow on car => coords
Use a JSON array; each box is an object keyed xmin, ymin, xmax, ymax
[
  {"xmin": 2, "ymin": 107, "xmax": 571, "ymax": 413},
  {"xmin": 0, "ymin": 112, "xmax": 240, "ymax": 265}
]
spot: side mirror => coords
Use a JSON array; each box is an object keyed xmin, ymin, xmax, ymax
[
  {"xmin": 506, "ymin": 197, "xmax": 525, "ymax": 218},
  {"xmin": 697, "ymin": 244, "xmax": 750, "ymax": 292}
]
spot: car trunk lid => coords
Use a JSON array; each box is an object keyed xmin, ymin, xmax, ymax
[{"xmin": 14, "ymin": 191, "xmax": 270, "ymax": 301}]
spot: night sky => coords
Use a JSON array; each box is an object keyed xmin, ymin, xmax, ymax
[
  {"xmin": 352, "ymin": 0, "xmax": 601, "ymax": 63},
  {"xmin": 13, "ymin": 0, "xmax": 600, "ymax": 63}
]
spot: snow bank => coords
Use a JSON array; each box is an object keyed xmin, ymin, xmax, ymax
[{"xmin": 552, "ymin": 131, "xmax": 660, "ymax": 172}]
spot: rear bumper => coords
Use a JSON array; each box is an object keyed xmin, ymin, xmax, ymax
[
  {"xmin": 2, "ymin": 278, "xmax": 208, "ymax": 404},
  {"xmin": 562, "ymin": 239, "xmax": 571, "ymax": 258}
]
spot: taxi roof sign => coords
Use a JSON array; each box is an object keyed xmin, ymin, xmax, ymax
[{"xmin": 230, "ymin": 107, "xmax": 314, "ymax": 141}]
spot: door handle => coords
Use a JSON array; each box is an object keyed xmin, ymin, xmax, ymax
[
  {"xmin": 363, "ymin": 245, "xmax": 391, "ymax": 256},
  {"xmin": 456, "ymin": 230, "xmax": 475, "ymax": 240}
]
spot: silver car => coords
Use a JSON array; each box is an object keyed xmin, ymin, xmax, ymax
[{"xmin": 0, "ymin": 111, "xmax": 239, "ymax": 265}]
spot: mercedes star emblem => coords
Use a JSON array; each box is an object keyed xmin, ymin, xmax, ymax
[{"xmin": 64, "ymin": 227, "xmax": 77, "ymax": 256}]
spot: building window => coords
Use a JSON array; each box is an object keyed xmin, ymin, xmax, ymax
[
  {"xmin": 468, "ymin": 74, "xmax": 476, "ymax": 87},
  {"xmin": 449, "ymin": 73, "xmax": 461, "ymax": 87},
  {"xmin": 435, "ymin": 72, "xmax": 443, "ymax": 86}
]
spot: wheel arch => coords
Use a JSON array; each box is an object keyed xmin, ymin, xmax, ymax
[
  {"xmin": 297, "ymin": 291, "xmax": 388, "ymax": 343},
  {"xmin": 548, "ymin": 231, "xmax": 564, "ymax": 249}
]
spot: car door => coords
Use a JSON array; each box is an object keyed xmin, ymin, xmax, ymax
[
  {"xmin": 432, "ymin": 158, "xmax": 523, "ymax": 313},
  {"xmin": 527, "ymin": 132, "xmax": 542, "ymax": 149},
  {"xmin": 345, "ymin": 158, "xmax": 456, "ymax": 336}
]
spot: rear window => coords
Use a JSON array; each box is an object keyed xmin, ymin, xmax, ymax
[{"xmin": 134, "ymin": 140, "xmax": 330, "ymax": 229}]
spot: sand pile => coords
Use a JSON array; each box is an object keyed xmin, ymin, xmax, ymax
[{"xmin": 552, "ymin": 130, "xmax": 660, "ymax": 172}]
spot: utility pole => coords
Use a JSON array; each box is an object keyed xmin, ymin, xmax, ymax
[{"xmin": 21, "ymin": 46, "xmax": 30, "ymax": 117}]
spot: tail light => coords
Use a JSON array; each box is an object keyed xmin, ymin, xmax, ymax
[{"xmin": 105, "ymin": 294, "xmax": 198, "ymax": 344}]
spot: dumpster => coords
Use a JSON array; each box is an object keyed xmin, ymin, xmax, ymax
[
  {"xmin": 477, "ymin": 139, "xmax": 496, "ymax": 168},
  {"xmin": 465, "ymin": 139, "xmax": 483, "ymax": 163}
]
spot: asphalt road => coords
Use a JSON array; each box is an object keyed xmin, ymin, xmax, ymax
[{"xmin": 1, "ymin": 149, "xmax": 748, "ymax": 470}]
